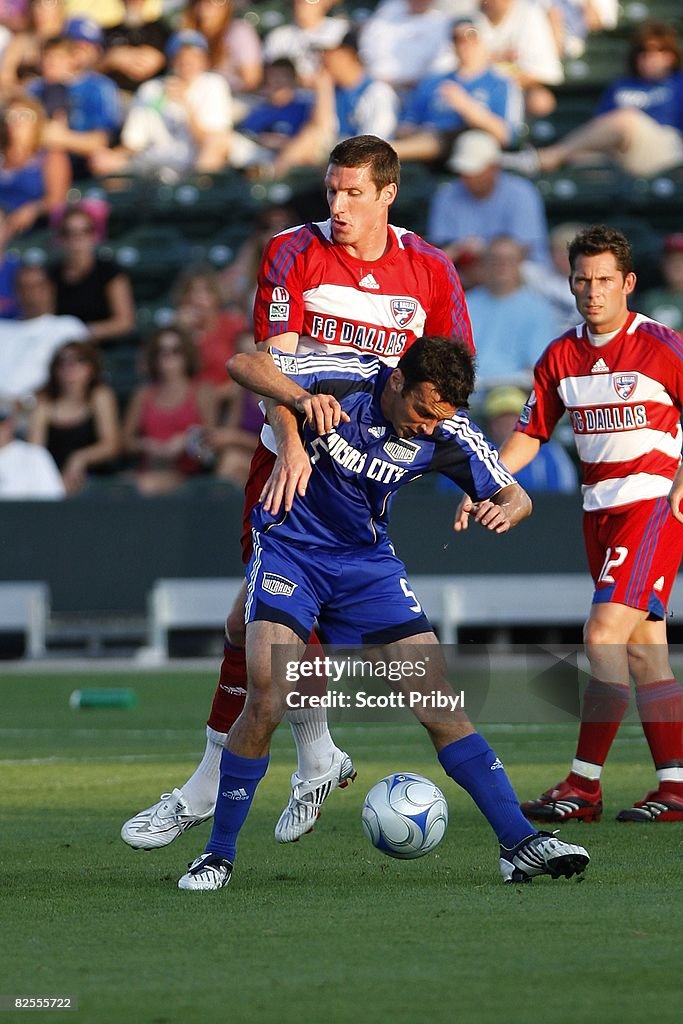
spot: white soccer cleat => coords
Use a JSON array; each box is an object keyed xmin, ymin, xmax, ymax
[
  {"xmin": 120, "ymin": 788, "xmax": 215, "ymax": 850},
  {"xmin": 274, "ymin": 749, "xmax": 357, "ymax": 843},
  {"xmin": 499, "ymin": 830, "xmax": 590, "ymax": 883},
  {"xmin": 178, "ymin": 853, "xmax": 233, "ymax": 891}
]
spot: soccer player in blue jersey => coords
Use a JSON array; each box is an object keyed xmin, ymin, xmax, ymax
[{"xmin": 178, "ymin": 336, "xmax": 590, "ymax": 890}]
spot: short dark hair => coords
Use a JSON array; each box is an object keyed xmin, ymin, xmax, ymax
[
  {"xmin": 568, "ymin": 225, "xmax": 634, "ymax": 277},
  {"xmin": 328, "ymin": 135, "xmax": 400, "ymax": 192},
  {"xmin": 397, "ymin": 336, "xmax": 475, "ymax": 409}
]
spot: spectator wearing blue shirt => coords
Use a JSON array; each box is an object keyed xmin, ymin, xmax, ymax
[
  {"xmin": 465, "ymin": 235, "xmax": 556, "ymax": 389},
  {"xmin": 239, "ymin": 58, "xmax": 314, "ymax": 144},
  {"xmin": 427, "ymin": 130, "xmax": 549, "ymax": 270},
  {"xmin": 28, "ymin": 22, "xmax": 121, "ymax": 178},
  {"xmin": 503, "ymin": 20, "xmax": 683, "ymax": 179},
  {"xmin": 266, "ymin": 32, "xmax": 400, "ymax": 178},
  {"xmin": 394, "ymin": 17, "xmax": 523, "ymax": 164}
]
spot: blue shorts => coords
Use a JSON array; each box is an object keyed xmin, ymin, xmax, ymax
[{"xmin": 245, "ymin": 531, "xmax": 432, "ymax": 645}]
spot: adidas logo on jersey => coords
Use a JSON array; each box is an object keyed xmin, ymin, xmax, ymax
[
  {"xmin": 359, "ymin": 273, "xmax": 379, "ymax": 289},
  {"xmin": 490, "ymin": 758, "xmax": 504, "ymax": 771},
  {"xmin": 368, "ymin": 425, "xmax": 386, "ymax": 438},
  {"xmin": 591, "ymin": 358, "xmax": 609, "ymax": 373}
]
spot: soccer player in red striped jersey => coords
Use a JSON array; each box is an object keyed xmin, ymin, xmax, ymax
[
  {"xmin": 121, "ymin": 135, "xmax": 474, "ymax": 850},
  {"xmin": 459, "ymin": 224, "xmax": 683, "ymax": 823}
]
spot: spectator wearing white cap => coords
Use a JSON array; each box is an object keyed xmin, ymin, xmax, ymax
[
  {"xmin": 90, "ymin": 29, "xmax": 232, "ymax": 177},
  {"xmin": 427, "ymin": 130, "xmax": 549, "ymax": 271},
  {"xmin": 394, "ymin": 16, "xmax": 523, "ymax": 164},
  {"xmin": 0, "ymin": 398, "xmax": 65, "ymax": 499}
]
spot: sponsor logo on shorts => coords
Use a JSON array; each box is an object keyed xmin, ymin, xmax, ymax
[
  {"xmin": 219, "ymin": 685, "xmax": 248, "ymax": 696},
  {"xmin": 269, "ymin": 303, "xmax": 289, "ymax": 322},
  {"xmin": 390, "ymin": 298, "xmax": 418, "ymax": 328},
  {"xmin": 383, "ymin": 436, "xmax": 420, "ymax": 463},
  {"xmin": 613, "ymin": 373, "xmax": 638, "ymax": 400},
  {"xmin": 272, "ymin": 286, "xmax": 290, "ymax": 302},
  {"xmin": 262, "ymin": 572, "xmax": 298, "ymax": 597},
  {"xmin": 654, "ymin": 576, "xmax": 664, "ymax": 592}
]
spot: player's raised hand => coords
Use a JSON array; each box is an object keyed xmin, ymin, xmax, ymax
[
  {"xmin": 260, "ymin": 439, "xmax": 312, "ymax": 515},
  {"xmin": 294, "ymin": 393, "xmax": 350, "ymax": 435}
]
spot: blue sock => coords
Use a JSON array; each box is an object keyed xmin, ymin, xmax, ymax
[
  {"xmin": 205, "ymin": 748, "xmax": 270, "ymax": 862},
  {"xmin": 438, "ymin": 733, "xmax": 537, "ymax": 849}
]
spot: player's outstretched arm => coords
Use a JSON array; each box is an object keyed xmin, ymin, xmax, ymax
[
  {"xmin": 228, "ymin": 350, "xmax": 349, "ymax": 435},
  {"xmin": 227, "ymin": 349, "xmax": 348, "ymax": 515},
  {"xmin": 668, "ymin": 464, "xmax": 683, "ymax": 523},
  {"xmin": 455, "ymin": 482, "xmax": 532, "ymax": 535}
]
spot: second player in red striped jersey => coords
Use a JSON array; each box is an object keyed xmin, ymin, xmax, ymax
[{"xmin": 456, "ymin": 224, "xmax": 683, "ymax": 826}]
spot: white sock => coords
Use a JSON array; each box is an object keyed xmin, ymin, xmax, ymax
[
  {"xmin": 286, "ymin": 707, "xmax": 337, "ymax": 778},
  {"xmin": 180, "ymin": 726, "xmax": 226, "ymax": 812},
  {"xmin": 657, "ymin": 767, "xmax": 683, "ymax": 783},
  {"xmin": 571, "ymin": 757, "xmax": 602, "ymax": 781}
]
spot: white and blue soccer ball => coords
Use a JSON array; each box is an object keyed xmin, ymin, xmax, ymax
[{"xmin": 361, "ymin": 772, "xmax": 449, "ymax": 859}]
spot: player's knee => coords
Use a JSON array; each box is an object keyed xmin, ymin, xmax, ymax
[
  {"xmin": 226, "ymin": 608, "xmax": 246, "ymax": 646},
  {"xmin": 583, "ymin": 617, "xmax": 615, "ymax": 650}
]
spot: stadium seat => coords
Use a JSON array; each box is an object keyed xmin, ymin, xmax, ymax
[
  {"xmin": 148, "ymin": 172, "xmax": 258, "ymax": 241},
  {"xmin": 623, "ymin": 165, "xmax": 683, "ymax": 233},
  {"xmin": 527, "ymin": 94, "xmax": 597, "ymax": 145},
  {"xmin": 79, "ymin": 175, "xmax": 156, "ymax": 239},
  {"xmin": 536, "ymin": 164, "xmax": 629, "ymax": 219},
  {"xmin": 563, "ymin": 32, "xmax": 630, "ymax": 88},
  {"xmin": 102, "ymin": 225, "xmax": 192, "ymax": 302}
]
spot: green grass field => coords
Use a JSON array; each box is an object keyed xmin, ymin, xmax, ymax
[{"xmin": 3, "ymin": 668, "xmax": 682, "ymax": 1024}]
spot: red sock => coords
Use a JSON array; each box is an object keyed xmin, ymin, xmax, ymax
[
  {"xmin": 636, "ymin": 678, "xmax": 683, "ymax": 795},
  {"xmin": 569, "ymin": 678, "xmax": 631, "ymax": 793},
  {"xmin": 207, "ymin": 630, "xmax": 325, "ymax": 733},
  {"xmin": 207, "ymin": 642, "xmax": 248, "ymax": 733}
]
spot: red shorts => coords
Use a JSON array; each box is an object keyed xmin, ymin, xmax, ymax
[
  {"xmin": 583, "ymin": 497, "xmax": 683, "ymax": 619},
  {"xmin": 240, "ymin": 439, "xmax": 276, "ymax": 564}
]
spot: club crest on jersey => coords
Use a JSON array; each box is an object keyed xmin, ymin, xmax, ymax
[
  {"xmin": 261, "ymin": 573, "xmax": 298, "ymax": 598},
  {"xmin": 390, "ymin": 298, "xmax": 417, "ymax": 328},
  {"xmin": 383, "ymin": 437, "xmax": 420, "ymax": 463},
  {"xmin": 368, "ymin": 425, "xmax": 386, "ymax": 438},
  {"xmin": 613, "ymin": 374, "xmax": 638, "ymax": 400},
  {"xmin": 272, "ymin": 286, "xmax": 289, "ymax": 302}
]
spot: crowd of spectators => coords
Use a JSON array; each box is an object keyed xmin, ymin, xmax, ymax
[{"xmin": 0, "ymin": 1, "xmax": 681, "ymax": 500}]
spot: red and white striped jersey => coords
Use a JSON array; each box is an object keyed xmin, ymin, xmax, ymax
[
  {"xmin": 518, "ymin": 311, "xmax": 683, "ymax": 512},
  {"xmin": 253, "ymin": 219, "xmax": 474, "ymax": 362}
]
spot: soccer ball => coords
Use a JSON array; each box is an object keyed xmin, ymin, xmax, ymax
[{"xmin": 361, "ymin": 772, "xmax": 449, "ymax": 859}]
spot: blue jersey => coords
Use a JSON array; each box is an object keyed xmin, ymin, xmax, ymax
[
  {"xmin": 401, "ymin": 68, "xmax": 523, "ymax": 142},
  {"xmin": 251, "ymin": 351, "xmax": 514, "ymax": 550},
  {"xmin": 596, "ymin": 72, "xmax": 683, "ymax": 132}
]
